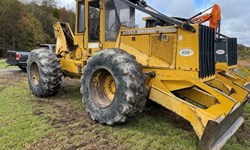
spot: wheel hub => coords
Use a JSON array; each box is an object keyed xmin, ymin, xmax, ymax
[
  {"xmin": 90, "ymin": 69, "xmax": 116, "ymax": 108},
  {"xmin": 30, "ymin": 62, "xmax": 40, "ymax": 86},
  {"xmin": 104, "ymin": 75, "xmax": 116, "ymax": 101}
]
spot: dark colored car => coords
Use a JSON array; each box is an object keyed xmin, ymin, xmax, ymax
[
  {"xmin": 39, "ymin": 44, "xmax": 56, "ymax": 52},
  {"xmin": 6, "ymin": 50, "xmax": 29, "ymax": 71},
  {"xmin": 6, "ymin": 44, "xmax": 56, "ymax": 71}
]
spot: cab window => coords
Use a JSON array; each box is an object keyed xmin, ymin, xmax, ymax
[
  {"xmin": 88, "ymin": 0, "xmax": 100, "ymax": 42},
  {"xmin": 77, "ymin": 1, "xmax": 85, "ymax": 33}
]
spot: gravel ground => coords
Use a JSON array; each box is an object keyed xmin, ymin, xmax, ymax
[{"xmin": 0, "ymin": 68, "xmax": 24, "ymax": 75}]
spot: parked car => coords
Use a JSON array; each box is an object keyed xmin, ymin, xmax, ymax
[
  {"xmin": 39, "ymin": 44, "xmax": 56, "ymax": 52},
  {"xmin": 6, "ymin": 44, "xmax": 56, "ymax": 71},
  {"xmin": 6, "ymin": 50, "xmax": 29, "ymax": 71}
]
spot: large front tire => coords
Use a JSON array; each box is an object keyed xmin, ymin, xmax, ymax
[
  {"xmin": 81, "ymin": 49, "xmax": 147, "ymax": 125},
  {"xmin": 27, "ymin": 48, "xmax": 62, "ymax": 97}
]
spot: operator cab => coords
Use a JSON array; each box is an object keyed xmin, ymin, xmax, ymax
[
  {"xmin": 105, "ymin": 0, "xmax": 135, "ymax": 41},
  {"xmin": 75, "ymin": 0, "xmax": 194, "ymax": 50},
  {"xmin": 77, "ymin": 0, "xmax": 136, "ymax": 43}
]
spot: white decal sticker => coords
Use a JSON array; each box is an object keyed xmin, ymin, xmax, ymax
[
  {"xmin": 179, "ymin": 49, "xmax": 194, "ymax": 57},
  {"xmin": 216, "ymin": 49, "xmax": 225, "ymax": 55},
  {"xmin": 178, "ymin": 35, "xmax": 183, "ymax": 41},
  {"xmin": 88, "ymin": 43, "xmax": 99, "ymax": 49}
]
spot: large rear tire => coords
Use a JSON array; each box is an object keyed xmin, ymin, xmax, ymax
[
  {"xmin": 81, "ymin": 48, "xmax": 147, "ymax": 125},
  {"xmin": 27, "ymin": 48, "xmax": 62, "ymax": 97}
]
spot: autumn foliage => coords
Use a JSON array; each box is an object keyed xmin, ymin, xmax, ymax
[{"xmin": 0, "ymin": 0, "xmax": 75, "ymax": 57}]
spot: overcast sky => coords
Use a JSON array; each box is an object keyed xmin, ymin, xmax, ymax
[{"xmin": 41, "ymin": 0, "xmax": 250, "ymax": 46}]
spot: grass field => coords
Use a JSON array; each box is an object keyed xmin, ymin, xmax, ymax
[
  {"xmin": 0, "ymin": 59, "xmax": 7, "ymax": 69},
  {"xmin": 0, "ymin": 69, "xmax": 250, "ymax": 149},
  {"xmin": 0, "ymin": 59, "xmax": 16, "ymax": 70}
]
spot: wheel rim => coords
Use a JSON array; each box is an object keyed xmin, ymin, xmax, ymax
[
  {"xmin": 30, "ymin": 62, "xmax": 40, "ymax": 87},
  {"xmin": 90, "ymin": 69, "xmax": 116, "ymax": 108}
]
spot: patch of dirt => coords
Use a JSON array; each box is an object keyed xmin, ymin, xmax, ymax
[
  {"xmin": 235, "ymin": 114, "xmax": 250, "ymax": 145},
  {"xmin": 238, "ymin": 60, "xmax": 250, "ymax": 67},
  {"xmin": 1, "ymin": 69, "xmax": 117, "ymax": 149},
  {"xmin": 0, "ymin": 68, "xmax": 21, "ymax": 75},
  {"xmin": 0, "ymin": 69, "xmax": 26, "ymax": 79},
  {"xmin": 27, "ymin": 78, "xmax": 119, "ymax": 150},
  {"xmin": 29, "ymin": 101, "xmax": 118, "ymax": 149},
  {"xmin": 0, "ymin": 69, "xmax": 207, "ymax": 148},
  {"xmin": 144, "ymin": 101, "xmax": 193, "ymax": 131},
  {"xmin": 26, "ymin": 78, "xmax": 193, "ymax": 149},
  {"xmin": 0, "ymin": 69, "xmax": 27, "ymax": 90}
]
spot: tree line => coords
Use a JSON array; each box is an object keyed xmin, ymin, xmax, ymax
[
  {"xmin": 1, "ymin": 0, "xmax": 249, "ymax": 60},
  {"xmin": 0, "ymin": 0, "xmax": 75, "ymax": 58},
  {"xmin": 238, "ymin": 44, "xmax": 250, "ymax": 60}
]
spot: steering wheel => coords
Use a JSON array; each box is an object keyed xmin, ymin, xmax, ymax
[{"xmin": 110, "ymin": 23, "xmax": 119, "ymax": 32}]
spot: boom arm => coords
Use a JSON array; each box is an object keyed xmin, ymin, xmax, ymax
[
  {"xmin": 190, "ymin": 4, "xmax": 221, "ymax": 32},
  {"xmin": 120, "ymin": 0, "xmax": 196, "ymax": 32}
]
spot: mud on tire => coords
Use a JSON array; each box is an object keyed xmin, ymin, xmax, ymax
[
  {"xmin": 81, "ymin": 48, "xmax": 147, "ymax": 125},
  {"xmin": 27, "ymin": 48, "xmax": 62, "ymax": 97}
]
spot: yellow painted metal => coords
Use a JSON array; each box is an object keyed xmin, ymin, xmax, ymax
[
  {"xmin": 52, "ymin": 0, "xmax": 249, "ymax": 148},
  {"xmin": 216, "ymin": 62, "xmax": 250, "ymax": 86},
  {"xmin": 214, "ymin": 73, "xmax": 249, "ymax": 103},
  {"xmin": 151, "ymin": 34, "xmax": 177, "ymax": 68},
  {"xmin": 121, "ymin": 35, "xmax": 151, "ymax": 55},
  {"xmin": 30, "ymin": 62, "xmax": 40, "ymax": 87},
  {"xmin": 54, "ymin": 22, "xmax": 69, "ymax": 55},
  {"xmin": 176, "ymin": 25, "xmax": 199, "ymax": 71},
  {"xmin": 175, "ymin": 87, "xmax": 217, "ymax": 108},
  {"xmin": 206, "ymin": 79, "xmax": 232, "ymax": 95},
  {"xmin": 119, "ymin": 42, "xmax": 149, "ymax": 66},
  {"xmin": 147, "ymin": 70, "xmax": 238, "ymax": 139},
  {"xmin": 60, "ymin": 58, "xmax": 85, "ymax": 78},
  {"xmin": 212, "ymin": 62, "xmax": 250, "ymax": 105},
  {"xmin": 91, "ymin": 69, "xmax": 116, "ymax": 108},
  {"xmin": 103, "ymin": 74, "xmax": 116, "ymax": 101}
]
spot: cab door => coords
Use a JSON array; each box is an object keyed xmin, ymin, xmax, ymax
[{"xmin": 87, "ymin": 0, "xmax": 101, "ymax": 55}]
